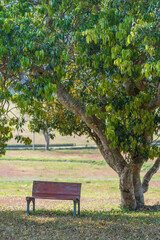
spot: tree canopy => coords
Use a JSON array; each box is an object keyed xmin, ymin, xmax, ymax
[{"xmin": 0, "ymin": 0, "xmax": 159, "ymax": 209}]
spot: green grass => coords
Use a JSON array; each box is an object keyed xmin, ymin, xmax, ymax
[
  {"xmin": 0, "ymin": 208, "xmax": 159, "ymax": 240},
  {"xmin": 0, "ymin": 149, "xmax": 159, "ymax": 240}
]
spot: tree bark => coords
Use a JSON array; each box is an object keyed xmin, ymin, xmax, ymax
[
  {"xmin": 132, "ymin": 163, "xmax": 144, "ymax": 208},
  {"xmin": 42, "ymin": 130, "xmax": 50, "ymax": 151},
  {"xmin": 120, "ymin": 165, "xmax": 137, "ymax": 210},
  {"xmin": 120, "ymin": 163, "xmax": 145, "ymax": 210},
  {"xmin": 142, "ymin": 158, "xmax": 160, "ymax": 193}
]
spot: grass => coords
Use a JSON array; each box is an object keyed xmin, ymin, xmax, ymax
[
  {"xmin": 0, "ymin": 208, "xmax": 159, "ymax": 240},
  {"xmin": 0, "ymin": 149, "xmax": 159, "ymax": 239}
]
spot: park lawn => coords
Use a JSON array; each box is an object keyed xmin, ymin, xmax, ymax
[
  {"xmin": 0, "ymin": 149, "xmax": 159, "ymax": 240},
  {"xmin": 0, "ymin": 207, "xmax": 159, "ymax": 240}
]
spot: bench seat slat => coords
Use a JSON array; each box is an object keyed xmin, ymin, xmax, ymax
[{"xmin": 33, "ymin": 189, "xmax": 80, "ymax": 195}]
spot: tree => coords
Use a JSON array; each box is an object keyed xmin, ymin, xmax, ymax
[
  {"xmin": 27, "ymin": 100, "xmax": 90, "ymax": 150},
  {"xmin": 0, "ymin": 0, "xmax": 159, "ymax": 210}
]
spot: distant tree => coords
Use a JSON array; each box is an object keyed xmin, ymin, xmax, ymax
[
  {"xmin": 0, "ymin": 0, "xmax": 159, "ymax": 209},
  {"xmin": 28, "ymin": 100, "xmax": 89, "ymax": 150}
]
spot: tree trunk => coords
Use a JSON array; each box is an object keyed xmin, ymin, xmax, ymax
[
  {"xmin": 120, "ymin": 165, "xmax": 137, "ymax": 210},
  {"xmin": 132, "ymin": 163, "xmax": 144, "ymax": 208},
  {"xmin": 120, "ymin": 163, "xmax": 144, "ymax": 210},
  {"xmin": 42, "ymin": 130, "xmax": 50, "ymax": 151},
  {"xmin": 45, "ymin": 134, "xmax": 50, "ymax": 151}
]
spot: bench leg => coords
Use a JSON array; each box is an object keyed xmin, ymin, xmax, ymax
[
  {"xmin": 32, "ymin": 198, "xmax": 35, "ymax": 212},
  {"xmin": 26, "ymin": 200, "xmax": 30, "ymax": 215},
  {"xmin": 78, "ymin": 201, "xmax": 80, "ymax": 215},
  {"xmin": 73, "ymin": 201, "xmax": 76, "ymax": 217}
]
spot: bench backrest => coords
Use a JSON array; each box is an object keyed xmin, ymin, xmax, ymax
[{"xmin": 32, "ymin": 181, "xmax": 81, "ymax": 200}]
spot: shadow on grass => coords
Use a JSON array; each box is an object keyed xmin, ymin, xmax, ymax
[
  {"xmin": 1, "ymin": 207, "xmax": 160, "ymax": 220},
  {"xmin": 0, "ymin": 208, "xmax": 160, "ymax": 240},
  {"xmin": 26, "ymin": 205, "xmax": 160, "ymax": 217}
]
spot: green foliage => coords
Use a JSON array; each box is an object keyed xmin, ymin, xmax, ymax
[
  {"xmin": 0, "ymin": 119, "xmax": 13, "ymax": 155},
  {"xmin": 26, "ymin": 98, "xmax": 90, "ymax": 143},
  {"xmin": 0, "ymin": 0, "xmax": 159, "ymax": 161},
  {"xmin": 0, "ymin": 76, "xmax": 32, "ymax": 155}
]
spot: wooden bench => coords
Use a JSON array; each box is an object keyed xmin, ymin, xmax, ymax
[{"xmin": 26, "ymin": 181, "xmax": 81, "ymax": 216}]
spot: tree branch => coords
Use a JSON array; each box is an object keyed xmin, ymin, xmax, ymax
[
  {"xmin": 124, "ymin": 79, "xmax": 140, "ymax": 96},
  {"xmin": 142, "ymin": 157, "xmax": 160, "ymax": 193},
  {"xmin": 57, "ymin": 84, "xmax": 126, "ymax": 174}
]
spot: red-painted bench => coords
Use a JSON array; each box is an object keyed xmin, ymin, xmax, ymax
[{"xmin": 26, "ymin": 181, "xmax": 81, "ymax": 216}]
